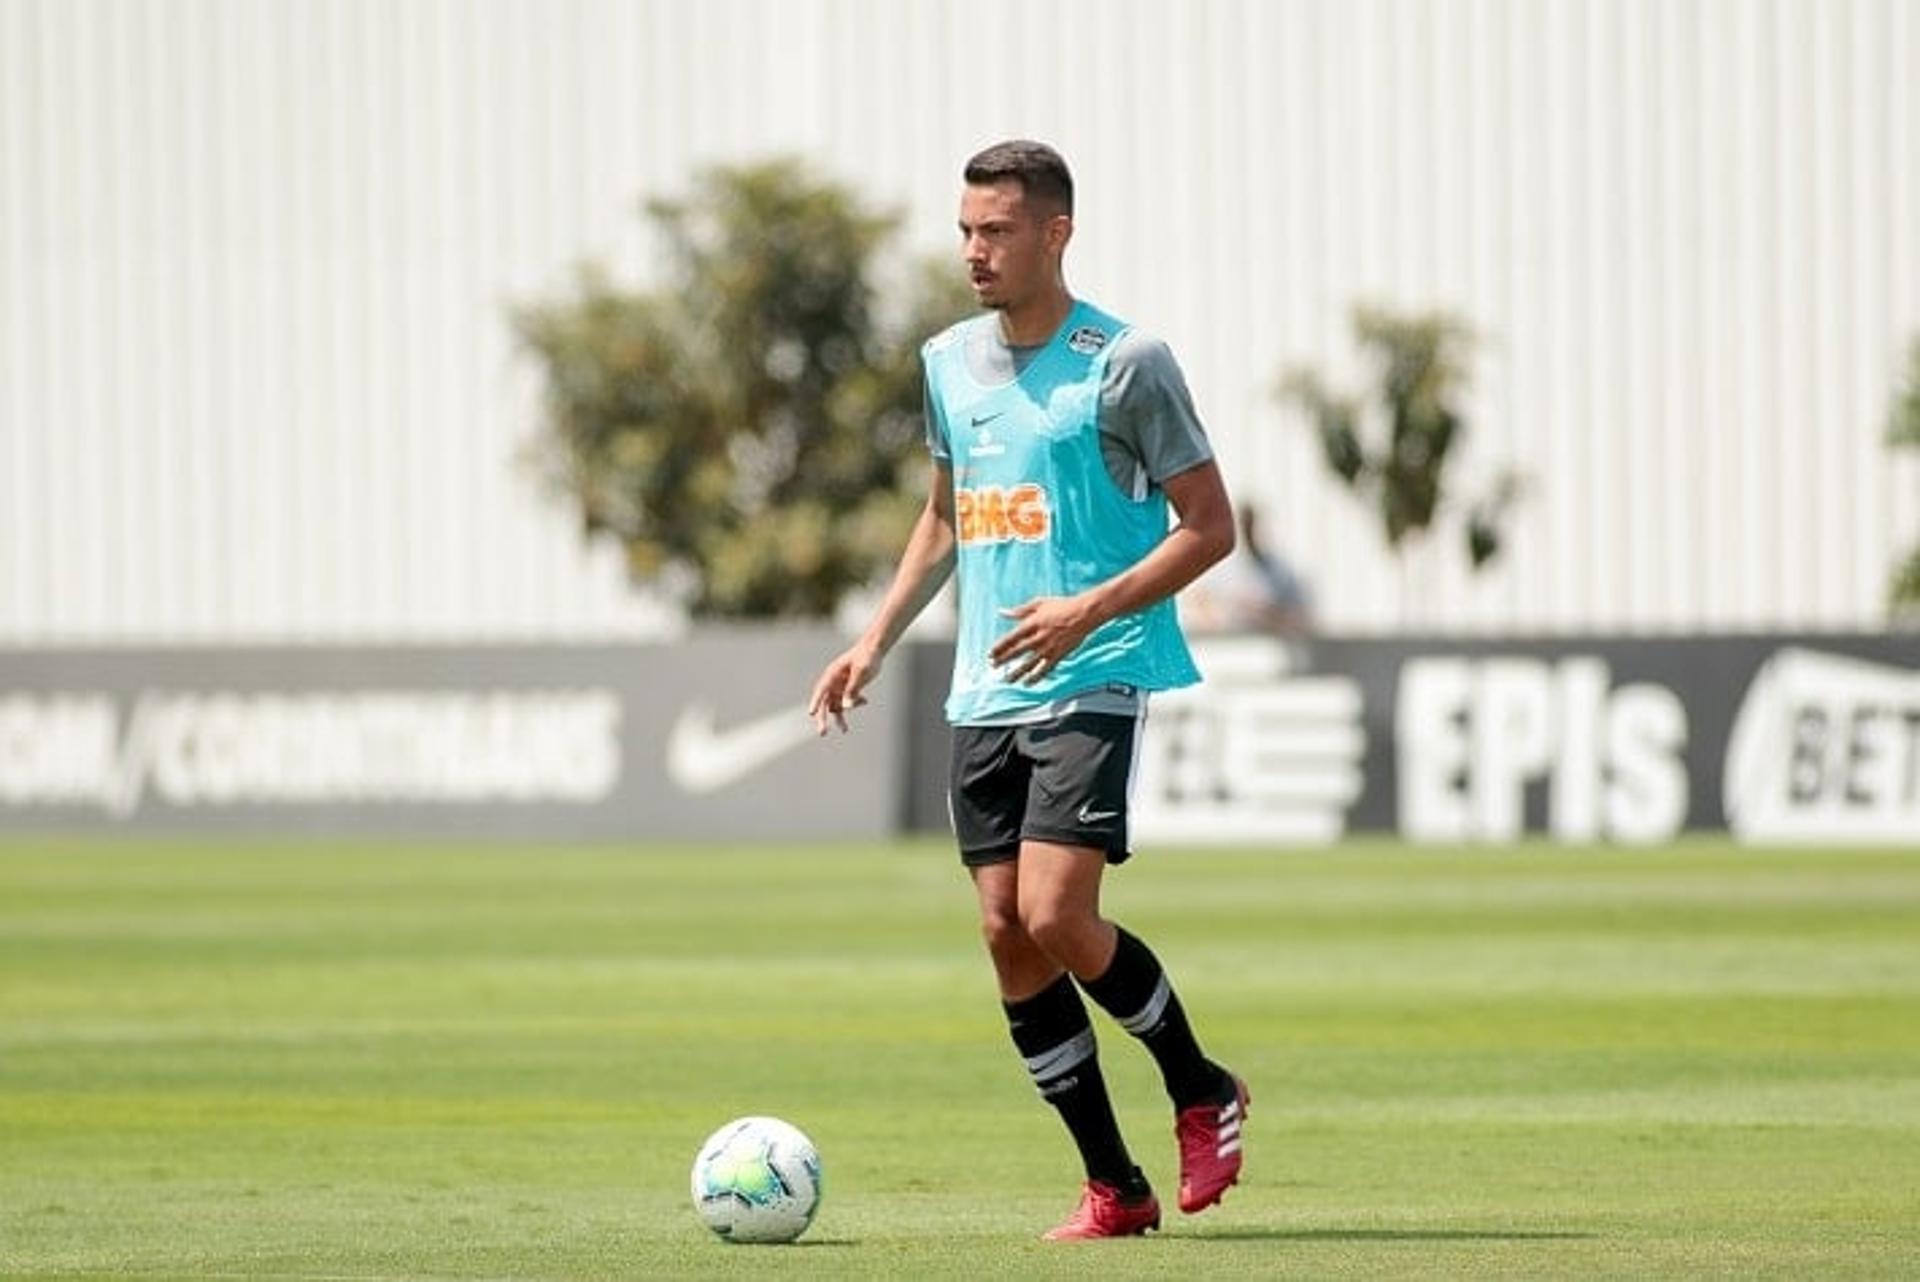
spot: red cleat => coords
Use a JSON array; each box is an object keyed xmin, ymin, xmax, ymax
[
  {"xmin": 1176, "ymin": 1072, "xmax": 1250, "ymax": 1213},
  {"xmin": 1042, "ymin": 1179, "xmax": 1162, "ymax": 1241}
]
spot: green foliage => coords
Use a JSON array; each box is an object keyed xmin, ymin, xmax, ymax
[
  {"xmin": 514, "ymin": 160, "xmax": 973, "ymax": 619},
  {"xmin": 1892, "ymin": 546, "xmax": 1920, "ymax": 608},
  {"xmin": 1889, "ymin": 338, "xmax": 1920, "ymax": 450},
  {"xmin": 1282, "ymin": 306, "xmax": 1521, "ymax": 570},
  {"xmin": 1889, "ymin": 339, "xmax": 1920, "ymax": 609}
]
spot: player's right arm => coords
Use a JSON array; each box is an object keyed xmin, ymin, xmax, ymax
[{"xmin": 808, "ymin": 461, "xmax": 957, "ymax": 735}]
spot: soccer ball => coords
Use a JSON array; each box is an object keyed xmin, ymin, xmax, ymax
[{"xmin": 690, "ymin": 1116, "xmax": 822, "ymax": 1244}]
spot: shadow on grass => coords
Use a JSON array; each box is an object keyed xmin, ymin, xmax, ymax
[{"xmin": 1193, "ymin": 1228, "xmax": 1597, "ymax": 1243}]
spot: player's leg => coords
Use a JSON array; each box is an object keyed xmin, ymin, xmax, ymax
[
  {"xmin": 1017, "ymin": 838, "xmax": 1230, "ymax": 1105},
  {"xmin": 1017, "ymin": 714, "xmax": 1228, "ymax": 1093},
  {"xmin": 1079, "ymin": 920, "xmax": 1229, "ymax": 1110},
  {"xmin": 952, "ymin": 727, "xmax": 1154, "ymax": 1238},
  {"xmin": 1008, "ymin": 837, "xmax": 1116, "ymax": 981},
  {"xmin": 1078, "ymin": 913, "xmax": 1249, "ymax": 1214},
  {"xmin": 969, "ymin": 859, "xmax": 1154, "ymax": 1238},
  {"xmin": 970, "ymin": 856, "xmax": 1062, "ymax": 996},
  {"xmin": 1020, "ymin": 712, "xmax": 1249, "ymax": 1215},
  {"xmin": 1018, "ymin": 835, "xmax": 1235, "ymax": 1103}
]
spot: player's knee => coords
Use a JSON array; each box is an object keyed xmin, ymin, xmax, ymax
[
  {"xmin": 1020, "ymin": 903, "xmax": 1092, "ymax": 966},
  {"xmin": 978, "ymin": 903, "xmax": 1027, "ymax": 958}
]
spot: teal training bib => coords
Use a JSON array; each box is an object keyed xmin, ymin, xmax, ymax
[{"xmin": 923, "ymin": 301, "xmax": 1202, "ymax": 723}]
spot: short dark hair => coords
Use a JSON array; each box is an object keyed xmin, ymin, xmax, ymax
[{"xmin": 963, "ymin": 140, "xmax": 1073, "ymax": 217}]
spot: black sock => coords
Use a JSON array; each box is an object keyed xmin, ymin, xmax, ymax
[
  {"xmin": 1080, "ymin": 926, "xmax": 1224, "ymax": 1109},
  {"xmin": 1003, "ymin": 974, "xmax": 1146, "ymax": 1193}
]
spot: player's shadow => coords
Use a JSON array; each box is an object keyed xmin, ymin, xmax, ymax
[{"xmin": 1196, "ymin": 1228, "xmax": 1597, "ymax": 1243}]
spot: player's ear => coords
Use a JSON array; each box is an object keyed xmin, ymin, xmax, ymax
[{"xmin": 1047, "ymin": 213, "xmax": 1073, "ymax": 255}]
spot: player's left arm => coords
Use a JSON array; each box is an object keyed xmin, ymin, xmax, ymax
[{"xmin": 992, "ymin": 460, "xmax": 1235, "ymax": 684}]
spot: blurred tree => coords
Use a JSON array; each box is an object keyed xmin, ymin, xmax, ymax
[
  {"xmin": 514, "ymin": 159, "xmax": 973, "ymax": 619},
  {"xmin": 1280, "ymin": 306, "xmax": 1522, "ymax": 615},
  {"xmin": 1889, "ymin": 338, "xmax": 1920, "ymax": 610}
]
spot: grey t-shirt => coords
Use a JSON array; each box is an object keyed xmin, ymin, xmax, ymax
[{"xmin": 923, "ymin": 312, "xmax": 1216, "ymax": 724}]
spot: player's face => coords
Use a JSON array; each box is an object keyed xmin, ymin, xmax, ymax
[{"xmin": 958, "ymin": 180, "xmax": 1067, "ymax": 311}]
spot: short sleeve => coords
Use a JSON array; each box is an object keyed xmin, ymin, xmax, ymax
[{"xmin": 1099, "ymin": 331, "xmax": 1213, "ymax": 487}]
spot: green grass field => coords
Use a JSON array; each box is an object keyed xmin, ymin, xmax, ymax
[{"xmin": 3, "ymin": 836, "xmax": 1918, "ymax": 1280}]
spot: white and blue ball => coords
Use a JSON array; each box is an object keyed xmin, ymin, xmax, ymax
[{"xmin": 690, "ymin": 1116, "xmax": 822, "ymax": 1244}]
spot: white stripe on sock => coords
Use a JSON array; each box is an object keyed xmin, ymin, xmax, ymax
[
  {"xmin": 1024, "ymin": 1028, "xmax": 1095, "ymax": 1082},
  {"xmin": 1117, "ymin": 974, "xmax": 1171, "ymax": 1036}
]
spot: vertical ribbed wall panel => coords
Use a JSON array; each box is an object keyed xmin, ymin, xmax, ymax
[{"xmin": 1, "ymin": 0, "xmax": 1915, "ymax": 642}]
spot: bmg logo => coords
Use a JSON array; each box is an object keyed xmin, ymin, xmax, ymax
[{"xmin": 956, "ymin": 484, "xmax": 1050, "ymax": 545}]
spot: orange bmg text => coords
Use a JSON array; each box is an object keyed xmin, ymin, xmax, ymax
[{"xmin": 956, "ymin": 484, "xmax": 1050, "ymax": 545}]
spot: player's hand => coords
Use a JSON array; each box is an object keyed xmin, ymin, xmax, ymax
[
  {"xmin": 808, "ymin": 645, "xmax": 880, "ymax": 735},
  {"xmin": 990, "ymin": 596, "xmax": 1097, "ymax": 685}
]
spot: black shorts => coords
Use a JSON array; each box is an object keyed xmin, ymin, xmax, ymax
[{"xmin": 948, "ymin": 711, "xmax": 1142, "ymax": 867}]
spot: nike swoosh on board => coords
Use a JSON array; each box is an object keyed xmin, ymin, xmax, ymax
[{"xmin": 665, "ymin": 701, "xmax": 817, "ymax": 795}]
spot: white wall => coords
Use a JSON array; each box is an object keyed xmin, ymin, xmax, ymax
[{"xmin": 3, "ymin": 0, "xmax": 1916, "ymax": 642}]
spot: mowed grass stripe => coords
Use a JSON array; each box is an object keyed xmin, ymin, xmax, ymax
[{"xmin": 3, "ymin": 837, "xmax": 1918, "ymax": 1280}]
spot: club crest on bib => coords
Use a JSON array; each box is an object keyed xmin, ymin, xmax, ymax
[{"xmin": 1065, "ymin": 325, "xmax": 1110, "ymax": 355}]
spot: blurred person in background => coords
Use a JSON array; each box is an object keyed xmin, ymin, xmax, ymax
[{"xmin": 1181, "ymin": 502, "xmax": 1313, "ymax": 638}]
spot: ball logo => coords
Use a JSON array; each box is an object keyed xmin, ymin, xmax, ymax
[{"xmin": 956, "ymin": 484, "xmax": 1050, "ymax": 545}]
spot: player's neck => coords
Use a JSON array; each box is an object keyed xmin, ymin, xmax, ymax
[{"xmin": 997, "ymin": 285, "xmax": 1074, "ymax": 348}]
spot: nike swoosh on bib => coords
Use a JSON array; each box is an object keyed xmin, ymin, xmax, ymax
[{"xmin": 665, "ymin": 701, "xmax": 816, "ymax": 795}]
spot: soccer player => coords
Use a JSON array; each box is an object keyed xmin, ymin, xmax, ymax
[{"xmin": 808, "ymin": 140, "xmax": 1249, "ymax": 1240}]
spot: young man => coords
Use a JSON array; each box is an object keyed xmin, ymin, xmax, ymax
[{"xmin": 807, "ymin": 140, "xmax": 1248, "ymax": 1240}]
